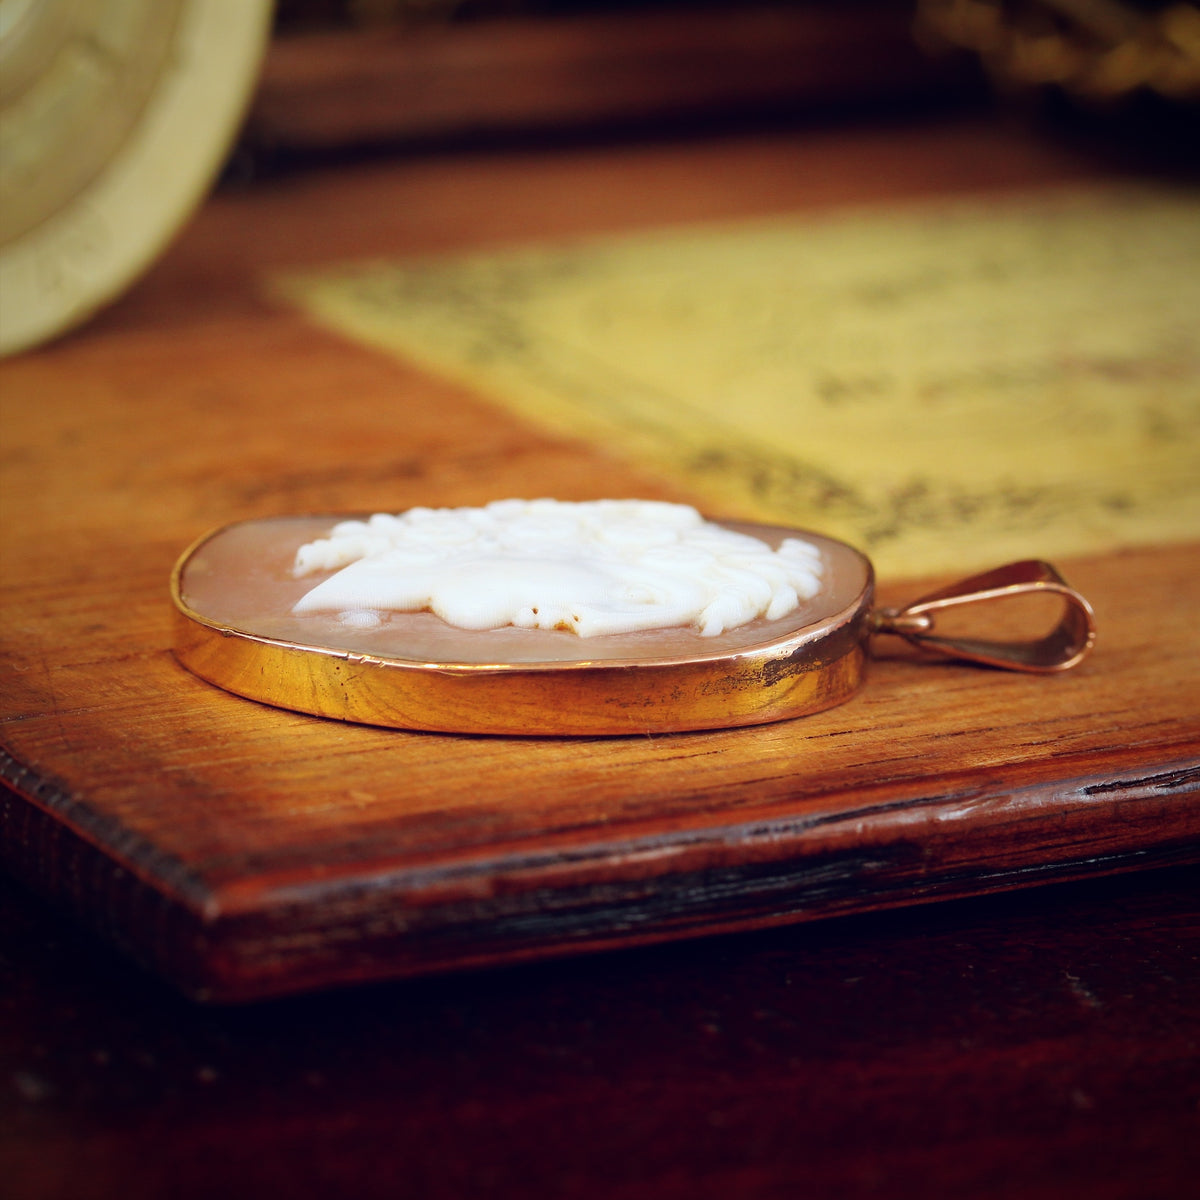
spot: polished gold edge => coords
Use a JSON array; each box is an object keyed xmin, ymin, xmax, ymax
[
  {"xmin": 169, "ymin": 517, "xmax": 874, "ymax": 735},
  {"xmin": 171, "ymin": 606, "xmax": 870, "ymax": 735}
]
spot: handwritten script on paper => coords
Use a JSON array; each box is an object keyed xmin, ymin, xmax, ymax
[{"xmin": 274, "ymin": 186, "xmax": 1200, "ymax": 578}]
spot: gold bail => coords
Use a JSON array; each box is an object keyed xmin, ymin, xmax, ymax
[{"xmin": 870, "ymin": 560, "xmax": 1097, "ymax": 673}]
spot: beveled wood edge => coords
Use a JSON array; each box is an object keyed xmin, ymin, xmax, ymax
[
  {"xmin": 0, "ymin": 745, "xmax": 213, "ymax": 911},
  {"xmin": 3, "ymin": 748, "xmax": 1197, "ymax": 1003},
  {"xmin": 0, "ymin": 749, "xmax": 220, "ymax": 999}
]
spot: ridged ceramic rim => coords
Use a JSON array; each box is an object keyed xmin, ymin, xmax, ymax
[{"xmin": 0, "ymin": 0, "xmax": 273, "ymax": 356}]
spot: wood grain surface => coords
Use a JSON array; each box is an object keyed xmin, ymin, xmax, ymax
[{"xmin": 2, "ymin": 117, "xmax": 1198, "ymax": 1001}]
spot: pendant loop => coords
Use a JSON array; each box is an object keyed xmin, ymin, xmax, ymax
[{"xmin": 870, "ymin": 560, "xmax": 1096, "ymax": 673}]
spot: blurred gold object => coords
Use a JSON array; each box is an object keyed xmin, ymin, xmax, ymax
[
  {"xmin": 0, "ymin": 0, "xmax": 273, "ymax": 356},
  {"xmin": 917, "ymin": 0, "xmax": 1200, "ymax": 99}
]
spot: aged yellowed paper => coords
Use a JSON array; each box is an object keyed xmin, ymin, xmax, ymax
[{"xmin": 274, "ymin": 186, "xmax": 1200, "ymax": 578}]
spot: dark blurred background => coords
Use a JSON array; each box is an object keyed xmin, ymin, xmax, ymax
[{"xmin": 238, "ymin": 0, "xmax": 1199, "ymax": 172}]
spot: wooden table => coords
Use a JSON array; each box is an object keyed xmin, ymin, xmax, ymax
[{"xmin": 2, "ymin": 109, "xmax": 1198, "ymax": 1196}]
